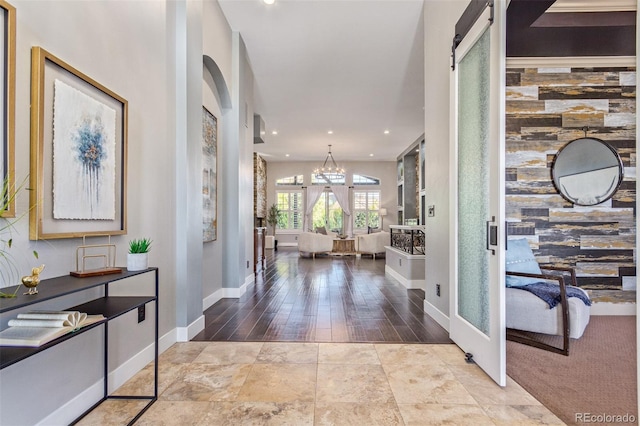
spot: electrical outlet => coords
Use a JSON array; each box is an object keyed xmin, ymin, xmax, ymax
[
  {"xmin": 428, "ymin": 205, "xmax": 435, "ymax": 217},
  {"xmin": 436, "ymin": 284, "xmax": 441, "ymax": 297},
  {"xmin": 138, "ymin": 305, "xmax": 146, "ymax": 323}
]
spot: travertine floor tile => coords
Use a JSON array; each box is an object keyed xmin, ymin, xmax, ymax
[
  {"xmin": 192, "ymin": 341, "xmax": 264, "ymax": 365},
  {"xmin": 429, "ymin": 344, "xmax": 471, "ymax": 367},
  {"xmin": 315, "ymin": 402, "xmax": 404, "ymax": 425},
  {"xmin": 482, "ymin": 404, "xmax": 565, "ymax": 425},
  {"xmin": 237, "ymin": 363, "xmax": 317, "ymax": 402},
  {"xmin": 383, "ymin": 362, "xmax": 477, "ymax": 404},
  {"xmin": 452, "ymin": 365, "xmax": 541, "ymax": 405},
  {"xmin": 318, "ymin": 342, "xmax": 380, "ymax": 364},
  {"xmin": 134, "ymin": 401, "xmax": 211, "ymax": 426},
  {"xmin": 112, "ymin": 362, "xmax": 184, "ymax": 397},
  {"xmin": 257, "ymin": 342, "xmax": 319, "ymax": 364},
  {"xmin": 316, "ymin": 364, "xmax": 395, "ymax": 404},
  {"xmin": 161, "ymin": 363, "xmax": 252, "ymax": 401},
  {"xmin": 397, "ymin": 403, "xmax": 496, "ymax": 426},
  {"xmin": 198, "ymin": 401, "xmax": 314, "ymax": 425},
  {"xmin": 159, "ymin": 341, "xmax": 210, "ymax": 364},
  {"xmin": 375, "ymin": 343, "xmax": 445, "ymax": 367},
  {"xmin": 76, "ymin": 400, "xmax": 147, "ymax": 426}
]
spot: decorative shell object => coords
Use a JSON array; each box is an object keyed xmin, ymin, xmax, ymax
[{"xmin": 22, "ymin": 264, "xmax": 45, "ymax": 295}]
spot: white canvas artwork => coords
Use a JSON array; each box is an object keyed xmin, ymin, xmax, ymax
[{"xmin": 52, "ymin": 79, "xmax": 117, "ymax": 220}]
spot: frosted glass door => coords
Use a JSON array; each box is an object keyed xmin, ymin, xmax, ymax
[
  {"xmin": 458, "ymin": 27, "xmax": 491, "ymax": 335},
  {"xmin": 449, "ymin": 2, "xmax": 506, "ymax": 386}
]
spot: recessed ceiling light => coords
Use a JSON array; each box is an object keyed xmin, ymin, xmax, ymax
[
  {"xmin": 263, "ymin": 0, "xmax": 275, "ymax": 5},
  {"xmin": 369, "ymin": 153, "xmax": 374, "ymax": 157},
  {"xmin": 327, "ymin": 130, "xmax": 333, "ymax": 135},
  {"xmin": 285, "ymin": 154, "xmax": 290, "ymax": 157},
  {"xmin": 272, "ymin": 130, "xmax": 278, "ymax": 135},
  {"xmin": 384, "ymin": 130, "xmax": 390, "ymax": 134}
]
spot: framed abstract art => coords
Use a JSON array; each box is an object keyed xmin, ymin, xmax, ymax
[
  {"xmin": 29, "ymin": 47, "xmax": 128, "ymax": 240},
  {"xmin": 202, "ymin": 106, "xmax": 217, "ymax": 242}
]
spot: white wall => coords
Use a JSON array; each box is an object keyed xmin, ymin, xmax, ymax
[
  {"xmin": 0, "ymin": 0, "xmax": 255, "ymax": 423},
  {"xmin": 423, "ymin": 0, "xmax": 467, "ymax": 324},
  {"xmin": 1, "ymin": 1, "xmax": 174, "ymax": 423},
  {"xmin": 266, "ymin": 160, "xmax": 398, "ymax": 234},
  {"xmin": 201, "ymin": 0, "xmax": 233, "ymax": 307}
]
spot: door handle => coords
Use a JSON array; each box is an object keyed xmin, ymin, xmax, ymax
[{"xmin": 486, "ymin": 216, "xmax": 497, "ymax": 255}]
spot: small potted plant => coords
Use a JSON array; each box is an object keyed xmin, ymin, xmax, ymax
[{"xmin": 127, "ymin": 238, "xmax": 152, "ymax": 271}]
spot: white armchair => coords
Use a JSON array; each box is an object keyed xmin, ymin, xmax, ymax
[
  {"xmin": 297, "ymin": 232, "xmax": 334, "ymax": 258},
  {"xmin": 356, "ymin": 231, "xmax": 390, "ymax": 259},
  {"xmin": 506, "ymin": 238, "xmax": 591, "ymax": 355}
]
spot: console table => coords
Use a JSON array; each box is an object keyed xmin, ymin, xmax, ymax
[{"xmin": 0, "ymin": 268, "xmax": 159, "ymax": 425}]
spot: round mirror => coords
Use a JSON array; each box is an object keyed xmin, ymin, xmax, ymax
[{"xmin": 552, "ymin": 137, "xmax": 624, "ymax": 206}]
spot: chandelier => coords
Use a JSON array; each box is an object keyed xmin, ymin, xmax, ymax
[{"xmin": 314, "ymin": 144, "xmax": 345, "ymax": 180}]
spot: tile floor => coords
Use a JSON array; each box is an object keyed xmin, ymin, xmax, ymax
[{"xmin": 78, "ymin": 341, "xmax": 564, "ymax": 425}]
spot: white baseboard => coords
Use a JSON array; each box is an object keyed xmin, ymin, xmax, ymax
[
  {"xmin": 39, "ymin": 328, "xmax": 177, "ymax": 425},
  {"xmin": 176, "ymin": 315, "xmax": 205, "ymax": 342},
  {"xmin": 278, "ymin": 242, "xmax": 297, "ymax": 247},
  {"xmin": 203, "ymin": 281, "xmax": 250, "ymax": 312},
  {"xmin": 385, "ymin": 265, "xmax": 425, "ymax": 289},
  {"xmin": 590, "ymin": 302, "xmax": 637, "ymax": 316},
  {"xmin": 203, "ymin": 288, "xmax": 225, "ymax": 311},
  {"xmin": 245, "ymin": 273, "xmax": 255, "ymax": 288},
  {"xmin": 37, "ymin": 380, "xmax": 103, "ymax": 426},
  {"xmin": 224, "ymin": 282, "xmax": 248, "ymax": 299},
  {"xmin": 423, "ymin": 300, "xmax": 450, "ymax": 332}
]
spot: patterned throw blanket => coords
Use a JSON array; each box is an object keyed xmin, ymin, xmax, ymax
[{"xmin": 516, "ymin": 282, "xmax": 591, "ymax": 309}]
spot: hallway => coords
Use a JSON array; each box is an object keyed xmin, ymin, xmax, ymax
[{"xmin": 193, "ymin": 248, "xmax": 450, "ymax": 343}]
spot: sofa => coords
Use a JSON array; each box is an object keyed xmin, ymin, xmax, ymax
[
  {"xmin": 297, "ymin": 232, "xmax": 334, "ymax": 258},
  {"xmin": 356, "ymin": 231, "xmax": 390, "ymax": 259}
]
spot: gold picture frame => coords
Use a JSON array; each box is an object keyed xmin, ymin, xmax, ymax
[
  {"xmin": 0, "ymin": 0, "xmax": 15, "ymax": 218},
  {"xmin": 30, "ymin": 47, "xmax": 128, "ymax": 240}
]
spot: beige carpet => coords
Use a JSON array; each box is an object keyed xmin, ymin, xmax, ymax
[{"xmin": 507, "ymin": 316, "xmax": 637, "ymax": 426}]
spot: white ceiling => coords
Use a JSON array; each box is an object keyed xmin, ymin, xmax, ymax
[{"xmin": 218, "ymin": 0, "xmax": 426, "ymax": 163}]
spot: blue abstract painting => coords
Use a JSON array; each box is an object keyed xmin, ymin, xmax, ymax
[{"xmin": 52, "ymin": 79, "xmax": 116, "ymax": 220}]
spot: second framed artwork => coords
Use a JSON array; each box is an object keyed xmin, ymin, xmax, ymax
[
  {"xmin": 30, "ymin": 47, "xmax": 128, "ymax": 240},
  {"xmin": 202, "ymin": 106, "xmax": 217, "ymax": 242}
]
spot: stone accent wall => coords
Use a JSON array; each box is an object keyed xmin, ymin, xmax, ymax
[
  {"xmin": 254, "ymin": 153, "xmax": 267, "ymax": 218},
  {"xmin": 506, "ymin": 66, "xmax": 636, "ymax": 291}
]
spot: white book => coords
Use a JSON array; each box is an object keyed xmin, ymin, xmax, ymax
[{"xmin": 0, "ymin": 311, "xmax": 105, "ymax": 347}]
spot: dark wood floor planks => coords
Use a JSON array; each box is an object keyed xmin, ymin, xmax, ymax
[{"xmin": 192, "ymin": 247, "xmax": 452, "ymax": 344}]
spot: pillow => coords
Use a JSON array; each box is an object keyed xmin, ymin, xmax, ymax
[
  {"xmin": 315, "ymin": 226, "xmax": 327, "ymax": 235},
  {"xmin": 506, "ymin": 238, "xmax": 542, "ymax": 287}
]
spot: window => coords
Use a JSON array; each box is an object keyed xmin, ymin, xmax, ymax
[
  {"xmin": 276, "ymin": 190, "xmax": 304, "ymax": 230},
  {"xmin": 353, "ymin": 174, "xmax": 380, "ymax": 185},
  {"xmin": 312, "ymin": 191, "xmax": 343, "ymax": 233},
  {"xmin": 353, "ymin": 190, "xmax": 381, "ymax": 231},
  {"xmin": 276, "ymin": 175, "xmax": 303, "ymax": 186},
  {"xmin": 311, "ymin": 173, "xmax": 345, "ymax": 185}
]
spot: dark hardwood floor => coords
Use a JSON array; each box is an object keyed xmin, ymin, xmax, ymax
[{"xmin": 193, "ymin": 247, "xmax": 452, "ymax": 343}]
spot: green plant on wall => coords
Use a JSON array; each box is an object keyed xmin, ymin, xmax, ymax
[{"xmin": 267, "ymin": 203, "xmax": 279, "ymax": 236}]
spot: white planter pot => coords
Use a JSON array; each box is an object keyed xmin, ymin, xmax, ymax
[{"xmin": 127, "ymin": 253, "xmax": 149, "ymax": 271}]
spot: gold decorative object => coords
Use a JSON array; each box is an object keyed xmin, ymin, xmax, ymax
[
  {"xmin": 70, "ymin": 235, "xmax": 122, "ymax": 278},
  {"xmin": 22, "ymin": 264, "xmax": 45, "ymax": 295}
]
